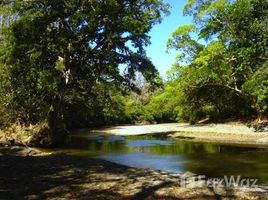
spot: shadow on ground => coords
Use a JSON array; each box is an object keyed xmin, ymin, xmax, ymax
[
  {"xmin": 0, "ymin": 153, "xmax": 267, "ymax": 200},
  {"xmin": 0, "ymin": 153, "xmax": 214, "ymax": 200}
]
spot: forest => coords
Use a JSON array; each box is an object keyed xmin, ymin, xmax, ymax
[{"xmin": 0, "ymin": 0, "xmax": 267, "ymax": 146}]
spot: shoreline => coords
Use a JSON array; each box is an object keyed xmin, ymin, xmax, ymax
[
  {"xmin": 1, "ymin": 147, "xmax": 268, "ymax": 200},
  {"xmin": 92, "ymin": 123, "xmax": 268, "ymax": 146},
  {"xmin": 145, "ymin": 131, "xmax": 268, "ymax": 147},
  {"xmin": 2, "ymin": 123, "xmax": 268, "ymax": 199},
  {"xmin": 1, "ymin": 122, "xmax": 268, "ymax": 147}
]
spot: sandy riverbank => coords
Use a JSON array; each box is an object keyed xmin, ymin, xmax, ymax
[{"xmin": 92, "ymin": 123, "xmax": 268, "ymax": 145}]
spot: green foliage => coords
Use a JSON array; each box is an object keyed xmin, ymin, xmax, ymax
[
  {"xmin": 0, "ymin": 63, "xmax": 12, "ymax": 128},
  {"xmin": 147, "ymin": 0, "xmax": 268, "ymax": 123},
  {"xmin": 0, "ymin": 0, "xmax": 267, "ymax": 138},
  {"xmin": 243, "ymin": 62, "xmax": 268, "ymax": 115},
  {"xmin": 0, "ymin": 0, "xmax": 168, "ymax": 144},
  {"xmin": 167, "ymin": 24, "xmax": 203, "ymax": 63}
]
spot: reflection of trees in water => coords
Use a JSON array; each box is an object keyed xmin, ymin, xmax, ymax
[
  {"xmin": 147, "ymin": 141, "xmax": 219, "ymax": 155},
  {"xmin": 68, "ymin": 136, "xmax": 129, "ymax": 153},
  {"xmin": 182, "ymin": 148, "xmax": 268, "ymax": 184},
  {"xmin": 68, "ymin": 136, "xmax": 268, "ymax": 183},
  {"xmin": 140, "ymin": 140, "xmax": 268, "ymax": 183}
]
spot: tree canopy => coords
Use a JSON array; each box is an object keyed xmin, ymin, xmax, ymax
[
  {"xmin": 0, "ymin": 0, "xmax": 168, "ymax": 144},
  {"xmin": 146, "ymin": 0, "xmax": 268, "ymax": 123}
]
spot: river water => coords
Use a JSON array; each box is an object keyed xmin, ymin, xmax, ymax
[{"xmin": 53, "ymin": 132, "xmax": 268, "ymax": 184}]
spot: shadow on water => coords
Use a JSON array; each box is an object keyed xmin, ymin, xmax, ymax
[
  {"xmin": 1, "ymin": 154, "xmax": 189, "ymax": 200},
  {"xmin": 1, "ymin": 153, "xmax": 223, "ymax": 200},
  {"xmin": 2, "ymin": 133, "xmax": 268, "ymax": 199},
  {"xmin": 64, "ymin": 133, "xmax": 268, "ymax": 184}
]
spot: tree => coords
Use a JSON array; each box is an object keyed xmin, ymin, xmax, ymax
[
  {"xmin": 0, "ymin": 0, "xmax": 168, "ymax": 144},
  {"xmin": 164, "ymin": 0, "xmax": 268, "ymax": 122}
]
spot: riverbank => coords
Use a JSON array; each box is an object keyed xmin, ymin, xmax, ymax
[
  {"xmin": 1, "ymin": 147, "xmax": 268, "ymax": 200},
  {"xmin": 1, "ymin": 122, "xmax": 268, "ymax": 147},
  {"xmin": 92, "ymin": 123, "xmax": 268, "ymax": 145}
]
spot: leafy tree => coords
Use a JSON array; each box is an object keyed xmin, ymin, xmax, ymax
[
  {"xmin": 0, "ymin": 0, "xmax": 168, "ymax": 144},
  {"xmin": 145, "ymin": 0, "xmax": 268, "ymax": 123},
  {"xmin": 164, "ymin": 0, "xmax": 268, "ymax": 122},
  {"xmin": 243, "ymin": 62, "xmax": 268, "ymax": 119}
]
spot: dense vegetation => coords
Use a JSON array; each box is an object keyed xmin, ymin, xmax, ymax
[
  {"xmin": 0, "ymin": 0, "xmax": 267, "ymax": 145},
  {"xmin": 146, "ymin": 0, "xmax": 268, "ymax": 123},
  {"xmin": 0, "ymin": 0, "xmax": 168, "ymax": 145}
]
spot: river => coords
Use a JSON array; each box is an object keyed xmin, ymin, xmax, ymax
[{"xmin": 45, "ymin": 131, "xmax": 268, "ymax": 184}]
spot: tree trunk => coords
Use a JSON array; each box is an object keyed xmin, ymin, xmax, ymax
[{"xmin": 46, "ymin": 79, "xmax": 67, "ymax": 146}]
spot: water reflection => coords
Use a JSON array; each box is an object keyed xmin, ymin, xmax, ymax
[{"xmin": 68, "ymin": 134, "xmax": 268, "ymax": 183}]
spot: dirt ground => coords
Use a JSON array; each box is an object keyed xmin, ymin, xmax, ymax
[{"xmin": 1, "ymin": 150, "xmax": 268, "ymax": 200}]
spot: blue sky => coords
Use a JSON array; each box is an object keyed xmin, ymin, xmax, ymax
[{"xmin": 145, "ymin": 0, "xmax": 192, "ymax": 78}]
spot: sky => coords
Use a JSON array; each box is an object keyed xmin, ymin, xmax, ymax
[{"xmin": 145, "ymin": 0, "xmax": 192, "ymax": 78}]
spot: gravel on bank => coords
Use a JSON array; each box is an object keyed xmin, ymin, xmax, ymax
[{"xmin": 92, "ymin": 123, "xmax": 268, "ymax": 145}]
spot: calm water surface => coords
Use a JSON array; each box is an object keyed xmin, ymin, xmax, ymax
[{"xmin": 58, "ymin": 132, "xmax": 268, "ymax": 183}]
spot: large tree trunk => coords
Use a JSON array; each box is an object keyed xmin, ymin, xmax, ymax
[{"xmin": 46, "ymin": 79, "xmax": 68, "ymax": 146}]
